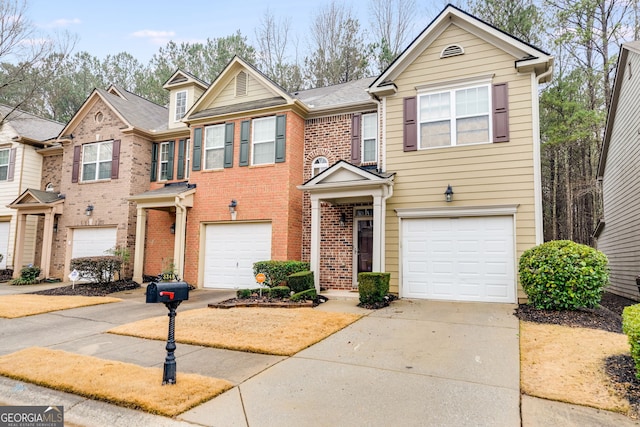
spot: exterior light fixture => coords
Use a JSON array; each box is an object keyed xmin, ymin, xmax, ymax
[
  {"xmin": 444, "ymin": 185, "xmax": 454, "ymax": 202},
  {"xmin": 170, "ymin": 223, "xmax": 175, "ymax": 234},
  {"xmin": 229, "ymin": 199, "xmax": 237, "ymax": 221},
  {"xmin": 85, "ymin": 205, "xmax": 94, "ymax": 216},
  {"xmin": 339, "ymin": 213, "xmax": 346, "ymax": 227}
]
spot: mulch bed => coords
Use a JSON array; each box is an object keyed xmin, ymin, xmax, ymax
[
  {"xmin": 28, "ymin": 280, "xmax": 140, "ymax": 297},
  {"xmin": 516, "ymin": 292, "xmax": 640, "ymax": 415}
]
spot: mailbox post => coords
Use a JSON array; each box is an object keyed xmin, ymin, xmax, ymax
[{"xmin": 146, "ymin": 281, "xmax": 190, "ymax": 385}]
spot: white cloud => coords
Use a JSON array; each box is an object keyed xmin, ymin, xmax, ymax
[
  {"xmin": 41, "ymin": 18, "xmax": 81, "ymax": 28},
  {"xmin": 131, "ymin": 30, "xmax": 175, "ymax": 38}
]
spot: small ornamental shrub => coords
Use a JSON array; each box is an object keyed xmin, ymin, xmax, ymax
[
  {"xmin": 623, "ymin": 304, "xmax": 640, "ymax": 379},
  {"xmin": 270, "ymin": 286, "xmax": 291, "ymax": 299},
  {"xmin": 288, "ymin": 270, "xmax": 314, "ymax": 293},
  {"xmin": 70, "ymin": 256, "xmax": 122, "ymax": 284},
  {"xmin": 11, "ymin": 266, "xmax": 41, "ymax": 285},
  {"xmin": 518, "ymin": 240, "xmax": 609, "ymax": 310},
  {"xmin": 358, "ymin": 272, "xmax": 390, "ymax": 305},
  {"xmin": 236, "ymin": 289, "xmax": 252, "ymax": 299},
  {"xmin": 290, "ymin": 288, "xmax": 317, "ymax": 302},
  {"xmin": 253, "ymin": 260, "xmax": 309, "ymax": 288}
]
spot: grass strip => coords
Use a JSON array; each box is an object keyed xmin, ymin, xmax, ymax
[
  {"xmin": 109, "ymin": 307, "xmax": 362, "ymax": 356},
  {"xmin": 0, "ymin": 347, "xmax": 232, "ymax": 416},
  {"xmin": 0, "ymin": 294, "xmax": 121, "ymax": 318}
]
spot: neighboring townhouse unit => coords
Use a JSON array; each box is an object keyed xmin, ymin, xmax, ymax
[
  {"xmin": 595, "ymin": 41, "xmax": 640, "ymax": 301},
  {"xmin": 0, "ymin": 106, "xmax": 63, "ymax": 273},
  {"xmin": 14, "ymin": 5, "xmax": 552, "ymax": 305}
]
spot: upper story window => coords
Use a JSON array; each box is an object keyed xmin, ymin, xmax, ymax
[
  {"xmin": 0, "ymin": 149, "xmax": 10, "ymax": 180},
  {"xmin": 205, "ymin": 124, "xmax": 225, "ymax": 169},
  {"xmin": 158, "ymin": 142, "xmax": 170, "ymax": 180},
  {"xmin": 175, "ymin": 90, "xmax": 187, "ymax": 121},
  {"xmin": 185, "ymin": 138, "xmax": 191, "ymax": 179},
  {"xmin": 82, "ymin": 141, "xmax": 112, "ymax": 182},
  {"xmin": 419, "ymin": 84, "xmax": 490, "ymax": 148},
  {"xmin": 312, "ymin": 156, "xmax": 329, "ymax": 177},
  {"xmin": 252, "ymin": 116, "xmax": 276, "ymax": 165},
  {"xmin": 362, "ymin": 113, "xmax": 377, "ymax": 163}
]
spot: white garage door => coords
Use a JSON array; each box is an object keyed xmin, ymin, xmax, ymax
[
  {"xmin": 402, "ymin": 216, "xmax": 515, "ymax": 303},
  {"xmin": 0, "ymin": 221, "xmax": 9, "ymax": 269},
  {"xmin": 203, "ymin": 222, "xmax": 271, "ymax": 289},
  {"xmin": 72, "ymin": 228, "xmax": 117, "ymax": 259}
]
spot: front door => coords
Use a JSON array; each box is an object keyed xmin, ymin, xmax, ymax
[{"xmin": 353, "ymin": 209, "xmax": 374, "ymax": 287}]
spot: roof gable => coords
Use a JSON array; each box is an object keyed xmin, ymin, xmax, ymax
[
  {"xmin": 369, "ymin": 4, "xmax": 553, "ymax": 95},
  {"xmin": 163, "ymin": 70, "xmax": 208, "ymax": 90},
  {"xmin": 301, "ymin": 160, "xmax": 393, "ymax": 188}
]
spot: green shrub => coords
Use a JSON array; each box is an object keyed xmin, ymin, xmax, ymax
[
  {"xmin": 237, "ymin": 289, "xmax": 252, "ymax": 299},
  {"xmin": 518, "ymin": 240, "xmax": 609, "ymax": 310},
  {"xmin": 253, "ymin": 260, "xmax": 309, "ymax": 288},
  {"xmin": 70, "ymin": 256, "xmax": 122, "ymax": 284},
  {"xmin": 288, "ymin": 270, "xmax": 315, "ymax": 293},
  {"xmin": 290, "ymin": 288, "xmax": 317, "ymax": 302},
  {"xmin": 11, "ymin": 266, "xmax": 41, "ymax": 285},
  {"xmin": 358, "ymin": 272, "xmax": 390, "ymax": 304},
  {"xmin": 623, "ymin": 304, "xmax": 640, "ymax": 379},
  {"xmin": 270, "ymin": 286, "xmax": 291, "ymax": 299}
]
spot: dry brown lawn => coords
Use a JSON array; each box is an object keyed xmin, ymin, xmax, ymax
[
  {"xmin": 520, "ymin": 321, "xmax": 631, "ymax": 413},
  {"xmin": 0, "ymin": 347, "xmax": 232, "ymax": 417},
  {"xmin": 109, "ymin": 307, "xmax": 362, "ymax": 356},
  {"xmin": 0, "ymin": 294, "xmax": 121, "ymax": 318}
]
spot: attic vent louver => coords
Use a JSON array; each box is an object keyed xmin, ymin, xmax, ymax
[
  {"xmin": 441, "ymin": 44, "xmax": 464, "ymax": 58},
  {"xmin": 236, "ymin": 71, "xmax": 248, "ymax": 96}
]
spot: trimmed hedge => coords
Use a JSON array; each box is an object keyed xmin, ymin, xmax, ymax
[
  {"xmin": 290, "ymin": 288, "xmax": 317, "ymax": 302},
  {"xmin": 253, "ymin": 260, "xmax": 309, "ymax": 288},
  {"xmin": 70, "ymin": 256, "xmax": 122, "ymax": 284},
  {"xmin": 518, "ymin": 240, "xmax": 609, "ymax": 310},
  {"xmin": 623, "ymin": 304, "xmax": 640, "ymax": 379},
  {"xmin": 11, "ymin": 266, "xmax": 41, "ymax": 285},
  {"xmin": 288, "ymin": 270, "xmax": 314, "ymax": 293},
  {"xmin": 358, "ymin": 272, "xmax": 390, "ymax": 304}
]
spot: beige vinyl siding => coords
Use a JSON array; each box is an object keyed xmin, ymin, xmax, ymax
[
  {"xmin": 167, "ymin": 86, "xmax": 204, "ymax": 129},
  {"xmin": 206, "ymin": 73, "xmax": 275, "ymax": 109},
  {"xmin": 597, "ymin": 50, "xmax": 640, "ymax": 300},
  {"xmin": 384, "ymin": 24, "xmax": 537, "ymax": 298}
]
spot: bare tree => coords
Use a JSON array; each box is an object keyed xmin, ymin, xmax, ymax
[
  {"xmin": 369, "ymin": 0, "xmax": 417, "ymax": 72},
  {"xmin": 0, "ymin": 0, "xmax": 75, "ymax": 123}
]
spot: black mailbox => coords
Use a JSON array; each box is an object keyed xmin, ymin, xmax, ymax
[{"xmin": 146, "ymin": 282, "xmax": 189, "ymax": 304}]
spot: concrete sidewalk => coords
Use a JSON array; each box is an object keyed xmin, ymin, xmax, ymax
[{"xmin": 0, "ymin": 283, "xmax": 638, "ymax": 426}]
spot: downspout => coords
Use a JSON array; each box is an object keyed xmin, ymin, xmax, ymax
[
  {"xmin": 380, "ymin": 181, "xmax": 393, "ymax": 272},
  {"xmin": 532, "ymin": 65, "xmax": 553, "ymax": 245}
]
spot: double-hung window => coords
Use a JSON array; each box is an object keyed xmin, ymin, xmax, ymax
[
  {"xmin": 82, "ymin": 141, "xmax": 112, "ymax": 182},
  {"xmin": 252, "ymin": 116, "xmax": 276, "ymax": 165},
  {"xmin": 419, "ymin": 84, "xmax": 490, "ymax": 148},
  {"xmin": 204, "ymin": 124, "xmax": 225, "ymax": 169},
  {"xmin": 0, "ymin": 149, "xmax": 9, "ymax": 180},
  {"xmin": 362, "ymin": 113, "xmax": 377, "ymax": 163},
  {"xmin": 185, "ymin": 138, "xmax": 191, "ymax": 179},
  {"xmin": 175, "ymin": 91, "xmax": 187, "ymax": 121},
  {"xmin": 159, "ymin": 142, "xmax": 170, "ymax": 180}
]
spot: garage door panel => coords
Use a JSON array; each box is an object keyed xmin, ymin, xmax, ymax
[
  {"xmin": 402, "ymin": 216, "xmax": 515, "ymax": 303},
  {"xmin": 72, "ymin": 228, "xmax": 117, "ymax": 259}
]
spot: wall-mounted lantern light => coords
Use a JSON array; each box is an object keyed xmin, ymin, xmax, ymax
[
  {"xmin": 170, "ymin": 223, "xmax": 175, "ymax": 234},
  {"xmin": 444, "ymin": 185, "xmax": 454, "ymax": 203},
  {"xmin": 85, "ymin": 205, "xmax": 94, "ymax": 216},
  {"xmin": 339, "ymin": 213, "xmax": 346, "ymax": 227},
  {"xmin": 229, "ymin": 199, "xmax": 237, "ymax": 221}
]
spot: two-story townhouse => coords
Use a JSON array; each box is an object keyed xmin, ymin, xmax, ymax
[{"xmin": 0, "ymin": 106, "xmax": 63, "ymax": 274}]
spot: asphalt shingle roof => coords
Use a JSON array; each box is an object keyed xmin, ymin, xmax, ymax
[
  {"xmin": 95, "ymin": 86, "xmax": 168, "ymax": 132},
  {"xmin": 293, "ymin": 77, "xmax": 376, "ymax": 109},
  {"xmin": 0, "ymin": 105, "xmax": 64, "ymax": 141}
]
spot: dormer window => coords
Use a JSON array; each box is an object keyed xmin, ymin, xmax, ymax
[
  {"xmin": 175, "ymin": 90, "xmax": 187, "ymax": 121},
  {"xmin": 236, "ymin": 71, "xmax": 248, "ymax": 97}
]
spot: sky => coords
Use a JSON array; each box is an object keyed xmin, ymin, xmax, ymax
[{"xmin": 27, "ymin": 0, "xmax": 442, "ymax": 64}]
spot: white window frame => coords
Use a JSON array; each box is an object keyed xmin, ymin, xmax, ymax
[
  {"xmin": 361, "ymin": 113, "xmax": 377, "ymax": 163},
  {"xmin": 312, "ymin": 156, "xmax": 329, "ymax": 177},
  {"xmin": 81, "ymin": 141, "xmax": 112, "ymax": 182},
  {"xmin": 204, "ymin": 124, "xmax": 225, "ymax": 170},
  {"xmin": 159, "ymin": 142, "xmax": 170, "ymax": 181},
  {"xmin": 185, "ymin": 138, "xmax": 191, "ymax": 179},
  {"xmin": 175, "ymin": 90, "xmax": 187, "ymax": 122},
  {"xmin": 418, "ymin": 81, "xmax": 492, "ymax": 149},
  {"xmin": 252, "ymin": 116, "xmax": 276, "ymax": 165},
  {"xmin": 0, "ymin": 148, "xmax": 10, "ymax": 181}
]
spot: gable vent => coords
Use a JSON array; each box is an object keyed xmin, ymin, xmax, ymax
[
  {"xmin": 440, "ymin": 44, "xmax": 464, "ymax": 58},
  {"xmin": 236, "ymin": 71, "xmax": 248, "ymax": 96}
]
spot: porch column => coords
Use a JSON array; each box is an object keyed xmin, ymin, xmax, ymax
[
  {"xmin": 40, "ymin": 211, "xmax": 55, "ymax": 278},
  {"xmin": 173, "ymin": 201, "xmax": 187, "ymax": 281},
  {"xmin": 372, "ymin": 195, "xmax": 383, "ymax": 272},
  {"xmin": 310, "ymin": 196, "xmax": 321, "ymax": 292},
  {"xmin": 12, "ymin": 213, "xmax": 26, "ymax": 278},
  {"xmin": 133, "ymin": 207, "xmax": 147, "ymax": 284}
]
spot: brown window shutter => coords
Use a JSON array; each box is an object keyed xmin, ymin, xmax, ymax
[
  {"xmin": 492, "ymin": 83, "xmax": 509, "ymax": 143},
  {"xmin": 7, "ymin": 148, "xmax": 16, "ymax": 181},
  {"xmin": 72, "ymin": 145, "xmax": 81, "ymax": 183},
  {"xmin": 351, "ymin": 113, "xmax": 361, "ymax": 164},
  {"xmin": 111, "ymin": 139, "xmax": 121, "ymax": 179},
  {"xmin": 403, "ymin": 97, "xmax": 417, "ymax": 151}
]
